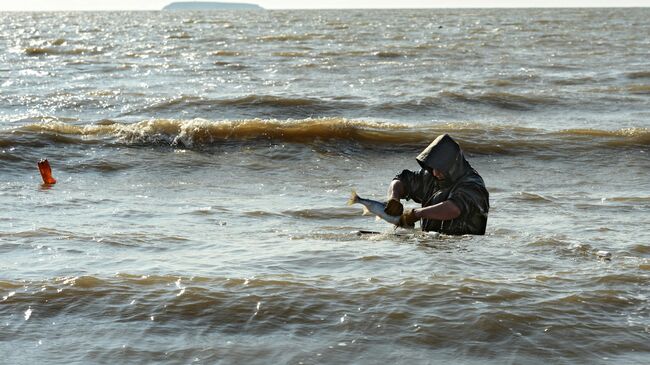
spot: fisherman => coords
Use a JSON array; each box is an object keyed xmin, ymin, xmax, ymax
[{"xmin": 385, "ymin": 134, "xmax": 489, "ymax": 235}]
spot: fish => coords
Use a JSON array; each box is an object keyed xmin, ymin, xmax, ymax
[{"xmin": 347, "ymin": 190, "xmax": 401, "ymax": 225}]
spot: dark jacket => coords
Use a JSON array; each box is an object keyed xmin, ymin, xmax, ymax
[{"xmin": 395, "ymin": 134, "xmax": 489, "ymax": 235}]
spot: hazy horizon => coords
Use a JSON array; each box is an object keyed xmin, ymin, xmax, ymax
[{"xmin": 1, "ymin": 0, "xmax": 649, "ymax": 11}]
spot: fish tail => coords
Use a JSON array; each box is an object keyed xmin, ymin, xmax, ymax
[{"xmin": 347, "ymin": 190, "xmax": 359, "ymax": 206}]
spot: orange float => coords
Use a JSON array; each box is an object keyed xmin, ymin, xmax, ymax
[{"xmin": 37, "ymin": 159, "xmax": 57, "ymax": 184}]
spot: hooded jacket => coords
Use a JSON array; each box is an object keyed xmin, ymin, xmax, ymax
[{"xmin": 394, "ymin": 134, "xmax": 489, "ymax": 235}]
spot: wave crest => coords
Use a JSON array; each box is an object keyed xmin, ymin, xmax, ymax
[{"xmin": 10, "ymin": 119, "xmax": 650, "ymax": 153}]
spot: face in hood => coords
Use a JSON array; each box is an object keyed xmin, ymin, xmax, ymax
[{"xmin": 416, "ymin": 134, "xmax": 469, "ymax": 184}]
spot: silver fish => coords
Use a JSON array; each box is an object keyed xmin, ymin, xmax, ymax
[{"xmin": 347, "ymin": 191, "xmax": 401, "ymax": 225}]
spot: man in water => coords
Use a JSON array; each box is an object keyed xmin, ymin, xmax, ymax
[{"xmin": 385, "ymin": 134, "xmax": 489, "ymax": 235}]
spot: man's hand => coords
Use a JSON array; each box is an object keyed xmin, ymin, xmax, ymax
[
  {"xmin": 384, "ymin": 199, "xmax": 404, "ymax": 216},
  {"xmin": 398, "ymin": 209, "xmax": 419, "ymax": 228}
]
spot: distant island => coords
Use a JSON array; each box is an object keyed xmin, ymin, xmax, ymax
[{"xmin": 163, "ymin": 2, "xmax": 263, "ymax": 10}]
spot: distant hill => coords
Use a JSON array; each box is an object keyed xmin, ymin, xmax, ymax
[{"xmin": 163, "ymin": 2, "xmax": 263, "ymax": 10}]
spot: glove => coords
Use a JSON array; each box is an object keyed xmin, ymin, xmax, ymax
[
  {"xmin": 384, "ymin": 199, "xmax": 404, "ymax": 216},
  {"xmin": 398, "ymin": 209, "xmax": 419, "ymax": 228}
]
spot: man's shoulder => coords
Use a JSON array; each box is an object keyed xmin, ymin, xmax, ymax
[
  {"xmin": 394, "ymin": 168, "xmax": 428, "ymax": 181},
  {"xmin": 450, "ymin": 171, "xmax": 490, "ymax": 213},
  {"xmin": 459, "ymin": 169, "xmax": 486, "ymax": 186}
]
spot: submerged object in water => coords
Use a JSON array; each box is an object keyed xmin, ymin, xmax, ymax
[
  {"xmin": 37, "ymin": 159, "xmax": 57, "ymax": 184},
  {"xmin": 597, "ymin": 250, "xmax": 612, "ymax": 260},
  {"xmin": 347, "ymin": 190, "xmax": 400, "ymax": 225}
]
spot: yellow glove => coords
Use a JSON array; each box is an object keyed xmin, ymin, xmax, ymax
[
  {"xmin": 398, "ymin": 209, "xmax": 419, "ymax": 228},
  {"xmin": 384, "ymin": 199, "xmax": 404, "ymax": 216}
]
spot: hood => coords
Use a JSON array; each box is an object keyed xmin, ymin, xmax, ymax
[{"xmin": 416, "ymin": 134, "xmax": 470, "ymax": 183}]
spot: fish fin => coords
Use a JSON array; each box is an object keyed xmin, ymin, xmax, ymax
[
  {"xmin": 347, "ymin": 190, "xmax": 359, "ymax": 206},
  {"xmin": 361, "ymin": 206, "xmax": 371, "ymax": 216}
]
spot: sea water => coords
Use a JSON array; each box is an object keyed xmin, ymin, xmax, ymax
[{"xmin": 1, "ymin": 8, "xmax": 649, "ymax": 364}]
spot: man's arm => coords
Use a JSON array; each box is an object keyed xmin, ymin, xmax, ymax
[
  {"xmin": 387, "ymin": 179, "xmax": 405, "ymax": 201},
  {"xmin": 413, "ymin": 200, "xmax": 461, "ymax": 221},
  {"xmin": 384, "ymin": 179, "xmax": 405, "ymax": 216},
  {"xmin": 398, "ymin": 200, "xmax": 460, "ymax": 228},
  {"xmin": 386, "ymin": 170, "xmax": 429, "ymax": 217}
]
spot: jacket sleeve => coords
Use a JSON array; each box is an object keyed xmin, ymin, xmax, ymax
[
  {"xmin": 394, "ymin": 169, "xmax": 427, "ymax": 204},
  {"xmin": 447, "ymin": 182, "xmax": 489, "ymax": 218}
]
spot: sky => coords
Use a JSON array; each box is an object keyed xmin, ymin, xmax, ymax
[{"xmin": 0, "ymin": 0, "xmax": 648, "ymax": 11}]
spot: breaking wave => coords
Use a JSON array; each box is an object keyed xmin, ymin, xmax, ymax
[{"xmin": 5, "ymin": 119, "xmax": 649, "ymax": 154}]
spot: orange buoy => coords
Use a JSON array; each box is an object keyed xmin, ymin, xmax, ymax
[{"xmin": 37, "ymin": 159, "xmax": 57, "ymax": 184}]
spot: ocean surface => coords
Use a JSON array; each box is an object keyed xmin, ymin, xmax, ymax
[{"xmin": 1, "ymin": 8, "xmax": 649, "ymax": 364}]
